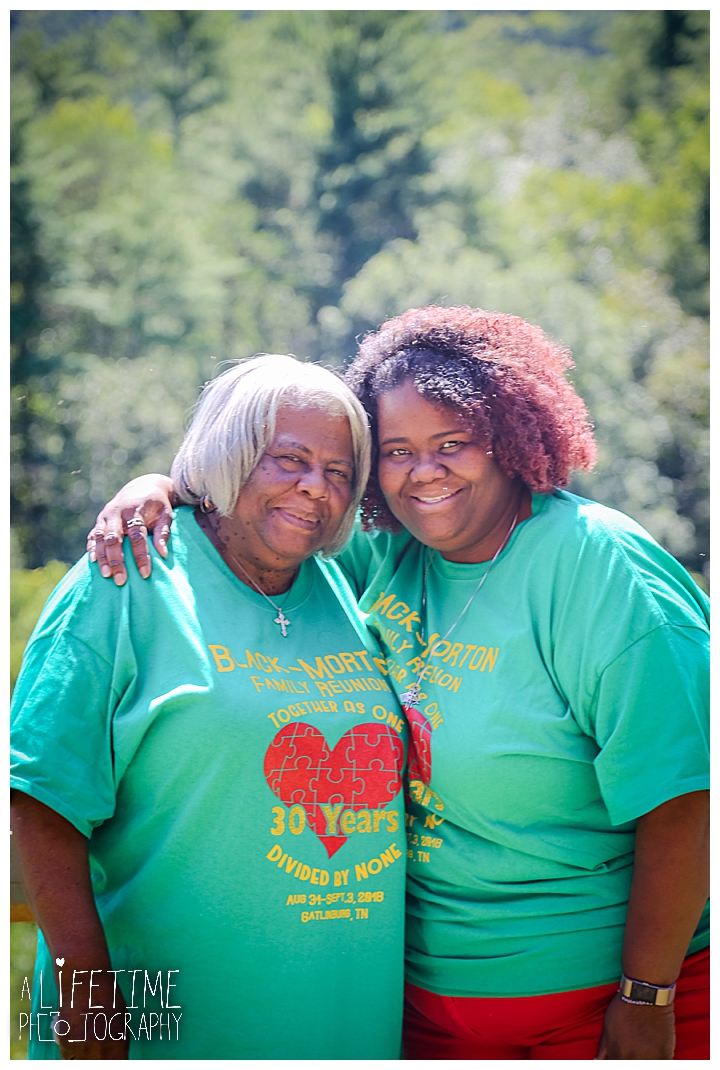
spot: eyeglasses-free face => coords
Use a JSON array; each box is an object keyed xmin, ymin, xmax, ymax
[
  {"xmin": 227, "ymin": 405, "xmax": 355, "ymax": 573},
  {"xmin": 377, "ymin": 381, "xmax": 526, "ymax": 563}
]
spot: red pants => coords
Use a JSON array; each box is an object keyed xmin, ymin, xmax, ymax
[{"xmin": 403, "ymin": 947, "xmax": 709, "ymax": 1059}]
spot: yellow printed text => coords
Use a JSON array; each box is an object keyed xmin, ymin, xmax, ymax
[
  {"xmin": 354, "ymin": 842, "xmax": 403, "ymax": 881},
  {"xmin": 267, "ymin": 700, "xmax": 338, "ymax": 726},
  {"xmin": 266, "ymin": 844, "xmax": 329, "ymax": 885}
]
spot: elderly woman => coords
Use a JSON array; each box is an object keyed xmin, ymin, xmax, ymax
[
  {"xmin": 88, "ymin": 307, "xmax": 709, "ymax": 1060},
  {"xmin": 10, "ymin": 355, "xmax": 407, "ymax": 1060}
]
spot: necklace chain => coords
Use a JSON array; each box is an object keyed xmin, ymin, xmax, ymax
[
  {"xmin": 225, "ymin": 549, "xmax": 293, "ymax": 637},
  {"xmin": 400, "ymin": 510, "xmax": 519, "ymax": 707},
  {"xmin": 220, "ymin": 508, "xmax": 518, "ymax": 648}
]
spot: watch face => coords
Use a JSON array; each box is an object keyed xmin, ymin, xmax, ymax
[{"xmin": 629, "ymin": 981, "xmax": 660, "ymax": 1004}]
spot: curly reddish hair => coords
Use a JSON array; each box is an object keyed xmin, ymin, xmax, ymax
[{"xmin": 344, "ymin": 305, "xmax": 597, "ymax": 530}]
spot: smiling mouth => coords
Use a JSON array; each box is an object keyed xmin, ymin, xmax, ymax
[
  {"xmin": 410, "ymin": 489, "xmax": 460, "ymax": 505},
  {"xmin": 276, "ymin": 508, "xmax": 320, "ymax": 530}
]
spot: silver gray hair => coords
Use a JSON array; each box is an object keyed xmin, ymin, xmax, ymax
[{"xmin": 170, "ymin": 354, "xmax": 370, "ymax": 555}]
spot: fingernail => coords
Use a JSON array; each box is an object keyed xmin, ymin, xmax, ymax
[
  {"xmin": 140, "ymin": 566, "xmax": 151, "ymax": 579},
  {"xmin": 159, "ymin": 542, "xmax": 168, "ymax": 557},
  {"xmin": 113, "ymin": 573, "xmax": 126, "ymax": 586},
  {"xmin": 100, "ymin": 565, "xmax": 111, "ymax": 578},
  {"xmin": 89, "ymin": 551, "xmax": 96, "ymax": 563}
]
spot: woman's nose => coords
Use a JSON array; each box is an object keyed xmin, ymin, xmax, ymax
[
  {"xmin": 296, "ymin": 465, "xmax": 329, "ymax": 497},
  {"xmin": 409, "ymin": 454, "xmax": 447, "ymax": 483}
]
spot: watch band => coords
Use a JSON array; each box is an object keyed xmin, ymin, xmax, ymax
[{"xmin": 619, "ymin": 973, "xmax": 677, "ymax": 1006}]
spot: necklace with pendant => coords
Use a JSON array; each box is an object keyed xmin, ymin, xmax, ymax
[
  {"xmin": 225, "ymin": 549, "xmax": 293, "ymax": 637},
  {"xmin": 399, "ymin": 510, "xmax": 519, "ymax": 707}
]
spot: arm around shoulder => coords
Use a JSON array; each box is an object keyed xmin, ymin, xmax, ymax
[{"xmin": 88, "ymin": 473, "xmax": 177, "ymax": 586}]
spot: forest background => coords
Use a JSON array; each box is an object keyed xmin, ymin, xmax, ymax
[
  {"xmin": 6, "ymin": 9, "xmax": 712, "ymax": 1057},
  {"xmin": 10, "ymin": 8, "xmax": 710, "ymax": 677}
]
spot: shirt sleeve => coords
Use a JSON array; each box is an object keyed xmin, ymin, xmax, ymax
[
  {"xmin": 11, "ymin": 600, "xmax": 124, "ymax": 838},
  {"xmin": 587, "ymin": 624, "xmax": 709, "ymax": 826}
]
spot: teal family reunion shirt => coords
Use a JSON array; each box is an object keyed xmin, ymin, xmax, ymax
[
  {"xmin": 11, "ymin": 508, "xmax": 406, "ymax": 1059},
  {"xmin": 339, "ymin": 490, "xmax": 709, "ymax": 998}
]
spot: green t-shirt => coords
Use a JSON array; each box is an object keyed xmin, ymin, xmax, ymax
[
  {"xmin": 338, "ymin": 490, "xmax": 709, "ymax": 998},
  {"xmin": 11, "ymin": 508, "xmax": 407, "ymax": 1059}
]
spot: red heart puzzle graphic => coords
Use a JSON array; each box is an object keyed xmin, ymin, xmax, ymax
[
  {"xmin": 264, "ymin": 722, "xmax": 405, "ymax": 857},
  {"xmin": 404, "ymin": 705, "xmax": 433, "ymax": 785}
]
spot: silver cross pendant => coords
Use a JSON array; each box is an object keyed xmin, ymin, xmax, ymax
[
  {"xmin": 400, "ymin": 683, "xmax": 421, "ymax": 708},
  {"xmin": 274, "ymin": 609, "xmax": 290, "ymax": 637}
]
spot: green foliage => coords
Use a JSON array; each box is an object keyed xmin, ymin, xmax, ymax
[
  {"xmin": 10, "ymin": 11, "xmax": 709, "ymax": 578},
  {"xmin": 10, "ymin": 923, "xmax": 38, "ymax": 1059}
]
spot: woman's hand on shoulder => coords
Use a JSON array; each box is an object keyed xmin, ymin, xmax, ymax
[
  {"xmin": 595, "ymin": 994, "xmax": 675, "ymax": 1059},
  {"xmin": 87, "ymin": 474, "xmax": 176, "ymax": 586}
]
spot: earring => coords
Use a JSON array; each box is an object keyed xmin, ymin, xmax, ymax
[{"xmin": 200, "ymin": 495, "xmax": 214, "ymax": 513}]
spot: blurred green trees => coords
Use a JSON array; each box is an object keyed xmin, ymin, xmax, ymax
[
  {"xmin": 10, "ymin": 11, "xmax": 709, "ymax": 578},
  {"xmin": 10, "ymin": 923, "xmax": 38, "ymax": 1059}
]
